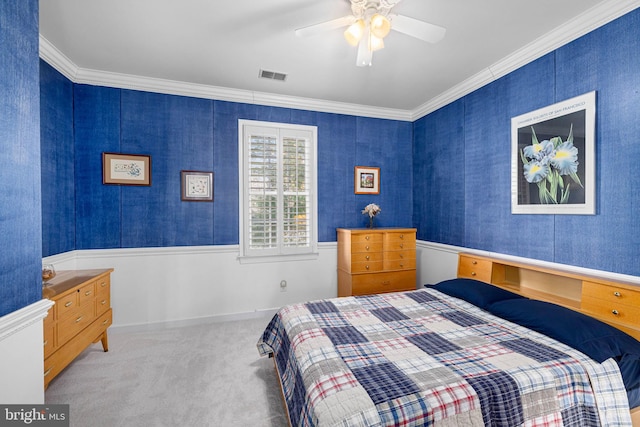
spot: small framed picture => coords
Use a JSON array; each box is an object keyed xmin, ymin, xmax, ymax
[
  {"xmin": 354, "ymin": 166, "xmax": 380, "ymax": 194},
  {"xmin": 181, "ymin": 170, "xmax": 213, "ymax": 201},
  {"xmin": 103, "ymin": 153, "xmax": 151, "ymax": 186}
]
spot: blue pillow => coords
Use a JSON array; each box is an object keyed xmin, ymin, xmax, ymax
[
  {"xmin": 427, "ymin": 278, "xmax": 525, "ymax": 310},
  {"xmin": 487, "ymin": 299, "xmax": 640, "ymax": 390}
]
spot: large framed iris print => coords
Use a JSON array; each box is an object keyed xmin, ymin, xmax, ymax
[{"xmin": 511, "ymin": 91, "xmax": 595, "ymax": 214}]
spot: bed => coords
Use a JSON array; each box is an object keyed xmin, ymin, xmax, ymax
[{"xmin": 257, "ymin": 253, "xmax": 640, "ymax": 426}]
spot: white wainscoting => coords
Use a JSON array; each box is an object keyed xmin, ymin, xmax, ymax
[
  {"xmin": 0, "ymin": 299, "xmax": 53, "ymax": 403},
  {"xmin": 44, "ymin": 243, "xmax": 340, "ymax": 329},
  {"xmin": 43, "ymin": 241, "xmax": 639, "ymax": 330}
]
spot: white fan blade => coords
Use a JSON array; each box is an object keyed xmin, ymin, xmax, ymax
[
  {"xmin": 390, "ymin": 14, "xmax": 446, "ymax": 43},
  {"xmin": 295, "ymin": 15, "xmax": 355, "ymax": 38},
  {"xmin": 356, "ymin": 28, "xmax": 373, "ymax": 67}
]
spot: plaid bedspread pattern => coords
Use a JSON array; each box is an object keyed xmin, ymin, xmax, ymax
[{"xmin": 257, "ymin": 289, "xmax": 631, "ymax": 427}]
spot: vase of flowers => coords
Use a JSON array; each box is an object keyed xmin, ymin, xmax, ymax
[{"xmin": 361, "ymin": 203, "xmax": 381, "ymax": 228}]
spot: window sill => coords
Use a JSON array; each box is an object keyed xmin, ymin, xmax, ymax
[{"xmin": 237, "ymin": 252, "xmax": 320, "ymax": 264}]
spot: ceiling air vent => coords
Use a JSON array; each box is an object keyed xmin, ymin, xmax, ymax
[{"xmin": 259, "ymin": 69, "xmax": 287, "ymax": 82}]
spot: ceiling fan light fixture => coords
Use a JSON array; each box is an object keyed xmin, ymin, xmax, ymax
[
  {"xmin": 344, "ymin": 19, "xmax": 365, "ymax": 46},
  {"xmin": 356, "ymin": 28, "xmax": 373, "ymax": 66},
  {"xmin": 370, "ymin": 13, "xmax": 391, "ymax": 39},
  {"xmin": 369, "ymin": 33, "xmax": 384, "ymax": 51}
]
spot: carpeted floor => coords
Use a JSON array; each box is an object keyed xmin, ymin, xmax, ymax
[{"xmin": 45, "ymin": 314, "xmax": 289, "ymax": 427}]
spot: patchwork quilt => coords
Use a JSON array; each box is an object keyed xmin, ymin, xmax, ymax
[{"xmin": 257, "ymin": 288, "xmax": 631, "ymax": 427}]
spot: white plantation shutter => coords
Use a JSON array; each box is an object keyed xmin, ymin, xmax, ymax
[{"xmin": 239, "ymin": 120, "xmax": 317, "ymax": 260}]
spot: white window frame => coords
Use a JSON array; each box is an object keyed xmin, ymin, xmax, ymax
[{"xmin": 238, "ymin": 120, "xmax": 318, "ymax": 263}]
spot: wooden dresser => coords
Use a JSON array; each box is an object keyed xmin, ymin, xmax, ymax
[
  {"xmin": 42, "ymin": 269, "xmax": 113, "ymax": 388},
  {"xmin": 457, "ymin": 253, "xmax": 640, "ymax": 341},
  {"xmin": 337, "ymin": 228, "xmax": 416, "ymax": 297}
]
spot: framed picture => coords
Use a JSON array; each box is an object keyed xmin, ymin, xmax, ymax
[
  {"xmin": 102, "ymin": 153, "xmax": 151, "ymax": 186},
  {"xmin": 354, "ymin": 166, "xmax": 380, "ymax": 194},
  {"xmin": 511, "ymin": 91, "xmax": 596, "ymax": 214},
  {"xmin": 181, "ymin": 170, "xmax": 213, "ymax": 201}
]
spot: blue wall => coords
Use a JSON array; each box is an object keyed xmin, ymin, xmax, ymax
[
  {"xmin": 40, "ymin": 82, "xmax": 413, "ymax": 253},
  {"xmin": 0, "ymin": 0, "xmax": 42, "ymax": 317},
  {"xmin": 40, "ymin": 61, "xmax": 75, "ymax": 256},
  {"xmin": 413, "ymin": 9, "xmax": 640, "ymax": 277}
]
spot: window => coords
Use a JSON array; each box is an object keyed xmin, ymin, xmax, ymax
[{"xmin": 238, "ymin": 120, "xmax": 318, "ymax": 261}]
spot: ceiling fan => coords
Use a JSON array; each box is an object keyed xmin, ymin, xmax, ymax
[{"xmin": 295, "ymin": 0, "xmax": 446, "ymax": 67}]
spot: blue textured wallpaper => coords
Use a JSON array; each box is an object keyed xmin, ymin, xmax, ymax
[
  {"xmin": 0, "ymin": 0, "xmax": 42, "ymax": 317},
  {"xmin": 54, "ymin": 88, "xmax": 413, "ymax": 251},
  {"xmin": 40, "ymin": 61, "xmax": 74, "ymax": 256},
  {"xmin": 414, "ymin": 9, "xmax": 640, "ymax": 276},
  {"xmin": 74, "ymin": 85, "xmax": 121, "ymax": 249}
]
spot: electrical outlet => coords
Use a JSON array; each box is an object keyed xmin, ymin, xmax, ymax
[{"xmin": 280, "ymin": 280, "xmax": 287, "ymax": 292}]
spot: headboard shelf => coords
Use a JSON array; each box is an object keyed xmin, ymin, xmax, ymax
[{"xmin": 457, "ymin": 253, "xmax": 640, "ymax": 341}]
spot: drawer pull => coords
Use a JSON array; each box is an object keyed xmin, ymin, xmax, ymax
[
  {"xmin": 44, "ymin": 367, "xmax": 53, "ymax": 377},
  {"xmin": 400, "ymin": 264, "xmax": 404, "ymax": 268},
  {"xmin": 613, "ymin": 291, "xmax": 621, "ymax": 297},
  {"xmin": 102, "ymin": 319, "xmax": 109, "ymax": 325},
  {"xmin": 382, "ymin": 281, "xmax": 391, "ymax": 286},
  {"xmin": 365, "ymin": 265, "xmax": 370, "ymax": 270},
  {"xmin": 100, "ymin": 282, "xmax": 107, "ymax": 287},
  {"xmin": 365, "ymin": 236, "xmax": 370, "ymax": 240},
  {"xmin": 65, "ymin": 301, "xmax": 73, "ymax": 307},
  {"xmin": 43, "ymin": 340, "xmax": 48, "ymax": 347},
  {"xmin": 400, "ymin": 254, "xmax": 404, "ymax": 259},
  {"xmin": 471, "ymin": 272, "xmax": 477, "ymax": 276},
  {"xmin": 400, "ymin": 243, "xmax": 404, "ymax": 248},
  {"xmin": 612, "ymin": 310, "xmax": 619, "ymax": 316},
  {"xmin": 365, "ymin": 255, "xmax": 370, "ymax": 260},
  {"xmin": 75, "ymin": 316, "xmax": 83, "ymax": 323},
  {"xmin": 472, "ymin": 261, "xmax": 478, "ymax": 265},
  {"xmin": 365, "ymin": 246, "xmax": 369, "ymax": 250},
  {"xmin": 85, "ymin": 291, "xmax": 92, "ymax": 296},
  {"xmin": 101, "ymin": 300, "xmax": 107, "ymax": 305},
  {"xmin": 400, "ymin": 234, "xmax": 404, "ymax": 239}
]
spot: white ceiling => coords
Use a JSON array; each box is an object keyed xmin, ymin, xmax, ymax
[{"xmin": 39, "ymin": 0, "xmax": 638, "ymax": 120}]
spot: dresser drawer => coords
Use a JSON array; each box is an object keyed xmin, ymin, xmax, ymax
[
  {"xmin": 78, "ymin": 281, "xmax": 96, "ymax": 306},
  {"xmin": 351, "ymin": 260, "xmax": 383, "ymax": 273},
  {"xmin": 457, "ymin": 255, "xmax": 492, "ymax": 283},
  {"xmin": 350, "ymin": 252, "xmax": 383, "ymax": 264},
  {"xmin": 351, "ymin": 233, "xmax": 383, "ymax": 245},
  {"xmin": 43, "ymin": 322, "xmax": 55, "ymax": 358},
  {"xmin": 351, "ymin": 240, "xmax": 383, "ymax": 253},
  {"xmin": 582, "ymin": 281, "xmax": 640, "ymax": 307},
  {"xmin": 351, "ymin": 270, "xmax": 416, "ymax": 295},
  {"xmin": 96, "ymin": 293, "xmax": 111, "ymax": 316},
  {"xmin": 383, "ymin": 232, "xmax": 416, "ymax": 251},
  {"xmin": 57, "ymin": 303, "xmax": 95, "ymax": 346},
  {"xmin": 55, "ymin": 292, "xmax": 78, "ymax": 320},
  {"xmin": 383, "ymin": 258, "xmax": 416, "ymax": 271},
  {"xmin": 96, "ymin": 275, "xmax": 110, "ymax": 293},
  {"xmin": 582, "ymin": 295, "xmax": 640, "ymax": 325}
]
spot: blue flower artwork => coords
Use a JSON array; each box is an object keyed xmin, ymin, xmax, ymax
[{"xmin": 517, "ymin": 110, "xmax": 586, "ymax": 205}]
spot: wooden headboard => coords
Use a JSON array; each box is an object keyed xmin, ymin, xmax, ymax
[
  {"xmin": 457, "ymin": 252, "xmax": 640, "ymax": 424},
  {"xmin": 457, "ymin": 253, "xmax": 640, "ymax": 340}
]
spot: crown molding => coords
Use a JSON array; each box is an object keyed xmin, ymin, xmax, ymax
[
  {"xmin": 410, "ymin": 0, "xmax": 640, "ymax": 121},
  {"xmin": 40, "ymin": 0, "xmax": 638, "ymax": 123},
  {"xmin": 38, "ymin": 36, "xmax": 412, "ymax": 122}
]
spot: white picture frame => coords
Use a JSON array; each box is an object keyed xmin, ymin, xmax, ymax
[{"xmin": 511, "ymin": 91, "xmax": 596, "ymax": 214}]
